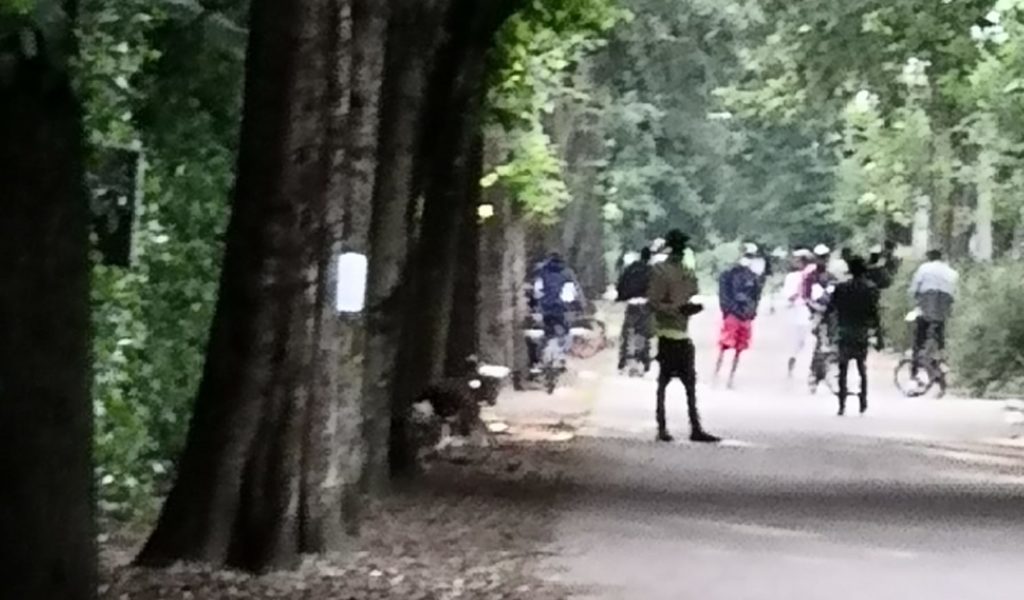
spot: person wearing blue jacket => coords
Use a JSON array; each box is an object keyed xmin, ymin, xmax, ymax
[{"xmin": 715, "ymin": 244, "xmax": 764, "ymax": 388}]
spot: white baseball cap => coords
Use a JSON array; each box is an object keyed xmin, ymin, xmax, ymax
[{"xmin": 813, "ymin": 244, "xmax": 831, "ymax": 256}]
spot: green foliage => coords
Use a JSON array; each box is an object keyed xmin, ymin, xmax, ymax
[
  {"xmin": 484, "ymin": 0, "xmax": 626, "ymax": 219},
  {"xmin": 949, "ymin": 262, "xmax": 1024, "ymax": 395},
  {"xmin": 878, "ymin": 261, "xmax": 919, "ymax": 352},
  {"xmin": 78, "ymin": 0, "xmax": 242, "ymax": 518}
]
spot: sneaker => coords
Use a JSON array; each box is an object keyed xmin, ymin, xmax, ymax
[
  {"xmin": 690, "ymin": 431, "xmax": 721, "ymax": 443},
  {"xmin": 656, "ymin": 431, "xmax": 675, "ymax": 443}
]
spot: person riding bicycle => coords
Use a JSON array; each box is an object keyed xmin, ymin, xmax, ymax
[
  {"xmin": 616, "ymin": 246, "xmax": 653, "ymax": 372},
  {"xmin": 532, "ymin": 252, "xmax": 581, "ymax": 368},
  {"xmin": 909, "ymin": 249, "xmax": 958, "ymax": 363}
]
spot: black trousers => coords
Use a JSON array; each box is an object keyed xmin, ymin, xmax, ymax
[
  {"xmin": 913, "ymin": 318, "xmax": 945, "ymax": 356},
  {"xmin": 655, "ymin": 338, "xmax": 703, "ymax": 434}
]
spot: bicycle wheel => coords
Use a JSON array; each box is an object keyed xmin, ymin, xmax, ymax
[
  {"xmin": 544, "ymin": 365, "xmax": 558, "ymax": 394},
  {"xmin": 894, "ymin": 358, "xmax": 933, "ymax": 397}
]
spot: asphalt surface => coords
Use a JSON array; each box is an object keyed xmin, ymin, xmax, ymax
[{"xmin": 535, "ymin": 300, "xmax": 1024, "ymax": 599}]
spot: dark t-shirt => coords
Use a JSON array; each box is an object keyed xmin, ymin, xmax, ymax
[{"xmin": 828, "ymin": 277, "xmax": 880, "ymax": 343}]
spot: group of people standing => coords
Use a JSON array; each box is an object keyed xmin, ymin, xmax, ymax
[{"xmin": 616, "ymin": 234, "xmax": 960, "ymax": 438}]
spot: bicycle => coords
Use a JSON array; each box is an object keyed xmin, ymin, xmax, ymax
[
  {"xmin": 540, "ymin": 322, "xmax": 569, "ymax": 394},
  {"xmin": 893, "ymin": 312, "xmax": 948, "ymax": 398}
]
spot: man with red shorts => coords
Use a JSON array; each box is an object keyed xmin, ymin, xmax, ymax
[{"xmin": 715, "ymin": 244, "xmax": 764, "ymax": 388}]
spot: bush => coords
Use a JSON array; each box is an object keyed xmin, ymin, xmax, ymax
[
  {"xmin": 948, "ymin": 262, "xmax": 1024, "ymax": 397},
  {"xmin": 878, "ymin": 260, "xmax": 920, "ymax": 352}
]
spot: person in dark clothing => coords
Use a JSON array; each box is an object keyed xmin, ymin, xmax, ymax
[
  {"xmin": 617, "ymin": 247, "xmax": 653, "ymax": 371},
  {"xmin": 866, "ymin": 245, "xmax": 894, "ymax": 291},
  {"xmin": 826, "ymin": 256, "xmax": 883, "ymax": 416},
  {"xmin": 715, "ymin": 246, "xmax": 763, "ymax": 388}
]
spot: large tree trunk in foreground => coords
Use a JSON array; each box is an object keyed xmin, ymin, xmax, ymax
[
  {"xmin": 138, "ymin": 0, "xmax": 359, "ymax": 571},
  {"xmin": 304, "ymin": 0, "xmax": 388, "ymax": 548},
  {"xmin": 0, "ymin": 29, "xmax": 96, "ymax": 599}
]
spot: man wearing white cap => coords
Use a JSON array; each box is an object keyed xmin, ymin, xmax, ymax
[
  {"xmin": 715, "ymin": 243, "xmax": 764, "ymax": 388},
  {"xmin": 782, "ymin": 249, "xmax": 815, "ymax": 377}
]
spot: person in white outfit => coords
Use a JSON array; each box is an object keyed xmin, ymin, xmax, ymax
[
  {"xmin": 782, "ymin": 249, "xmax": 815, "ymax": 377},
  {"xmin": 909, "ymin": 249, "xmax": 958, "ymax": 358}
]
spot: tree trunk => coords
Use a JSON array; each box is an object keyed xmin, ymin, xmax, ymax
[
  {"xmin": 446, "ymin": 133, "xmax": 483, "ymax": 374},
  {"xmin": 302, "ymin": 0, "xmax": 388, "ymax": 551},
  {"xmin": 137, "ymin": 0, "xmax": 357, "ymax": 571},
  {"xmin": 387, "ymin": 0, "xmax": 523, "ymax": 477},
  {"xmin": 0, "ymin": 27, "xmax": 96, "ymax": 600},
  {"xmin": 361, "ymin": 0, "xmax": 453, "ymax": 494},
  {"xmin": 973, "ymin": 148, "xmax": 996, "ymax": 262},
  {"xmin": 478, "ymin": 136, "xmax": 516, "ymax": 368}
]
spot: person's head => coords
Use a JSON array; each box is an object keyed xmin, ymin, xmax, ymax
[
  {"xmin": 840, "ymin": 247, "xmax": 854, "ymax": 261},
  {"xmin": 792, "ymin": 248, "xmax": 812, "ymax": 269},
  {"xmin": 847, "ymin": 255, "xmax": 868, "ymax": 278},
  {"xmin": 926, "ymin": 249, "xmax": 942, "ymax": 262},
  {"xmin": 544, "ymin": 252, "xmax": 564, "ymax": 270},
  {"xmin": 664, "ymin": 229, "xmax": 689, "ymax": 256},
  {"xmin": 869, "ymin": 244, "xmax": 883, "ymax": 262},
  {"xmin": 884, "ymin": 240, "xmax": 897, "ymax": 253},
  {"xmin": 739, "ymin": 242, "xmax": 758, "ymax": 268},
  {"xmin": 639, "ymin": 247, "xmax": 652, "ymax": 263}
]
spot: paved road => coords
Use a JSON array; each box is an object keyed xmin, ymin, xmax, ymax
[{"xmin": 536, "ymin": 303, "xmax": 1024, "ymax": 599}]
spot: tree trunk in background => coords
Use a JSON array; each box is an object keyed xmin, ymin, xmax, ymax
[
  {"xmin": 478, "ymin": 137, "xmax": 517, "ymax": 368},
  {"xmin": 0, "ymin": 26, "xmax": 96, "ymax": 600},
  {"xmin": 389, "ymin": 0, "xmax": 518, "ymax": 477},
  {"xmin": 304, "ymin": 0, "xmax": 387, "ymax": 550},
  {"xmin": 137, "ymin": 0, "xmax": 357, "ymax": 571},
  {"xmin": 362, "ymin": 0, "xmax": 451, "ymax": 493},
  {"xmin": 973, "ymin": 147, "xmax": 996, "ymax": 262},
  {"xmin": 446, "ymin": 134, "xmax": 483, "ymax": 373},
  {"xmin": 550, "ymin": 94, "xmax": 606, "ymax": 298}
]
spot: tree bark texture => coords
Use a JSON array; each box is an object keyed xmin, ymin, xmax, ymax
[
  {"xmin": 361, "ymin": 0, "xmax": 453, "ymax": 494},
  {"xmin": 445, "ymin": 132, "xmax": 484, "ymax": 375},
  {"xmin": 137, "ymin": 0, "xmax": 366, "ymax": 571},
  {"xmin": 303, "ymin": 0, "xmax": 388, "ymax": 550},
  {"xmin": 389, "ymin": 0, "xmax": 517, "ymax": 477},
  {"xmin": 0, "ymin": 28, "xmax": 96, "ymax": 600}
]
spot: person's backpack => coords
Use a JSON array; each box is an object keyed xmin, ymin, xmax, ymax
[
  {"xmin": 617, "ymin": 263, "xmax": 651, "ymax": 301},
  {"xmin": 538, "ymin": 267, "xmax": 570, "ymax": 313}
]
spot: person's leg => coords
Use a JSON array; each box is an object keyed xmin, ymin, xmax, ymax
[
  {"xmin": 715, "ymin": 314, "xmax": 731, "ymax": 381},
  {"xmin": 656, "ymin": 370, "xmax": 672, "ymax": 441},
  {"xmin": 728, "ymin": 350, "xmax": 742, "ymax": 388},
  {"xmin": 912, "ymin": 317, "xmax": 929, "ymax": 375},
  {"xmin": 856, "ymin": 356, "xmax": 868, "ymax": 413},
  {"xmin": 837, "ymin": 355, "xmax": 849, "ymax": 416},
  {"xmin": 728, "ymin": 320, "xmax": 751, "ymax": 388},
  {"xmin": 681, "ymin": 340, "xmax": 719, "ymax": 442},
  {"xmin": 619, "ymin": 305, "xmax": 635, "ymax": 370}
]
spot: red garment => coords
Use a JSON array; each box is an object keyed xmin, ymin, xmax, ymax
[{"xmin": 719, "ymin": 313, "xmax": 753, "ymax": 351}]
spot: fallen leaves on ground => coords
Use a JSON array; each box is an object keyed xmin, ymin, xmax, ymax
[{"xmin": 100, "ymin": 442, "xmax": 575, "ymax": 599}]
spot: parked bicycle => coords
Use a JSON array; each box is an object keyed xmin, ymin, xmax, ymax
[{"xmin": 894, "ymin": 310, "xmax": 948, "ymax": 398}]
